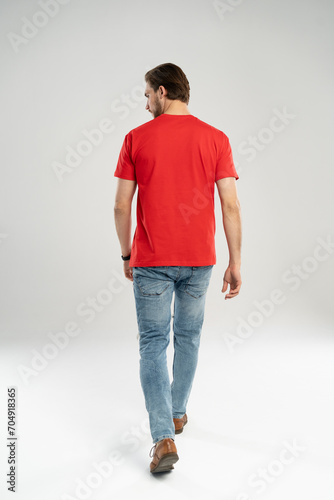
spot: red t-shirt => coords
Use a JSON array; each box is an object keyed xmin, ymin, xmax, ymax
[{"xmin": 114, "ymin": 114, "xmax": 239, "ymax": 267}]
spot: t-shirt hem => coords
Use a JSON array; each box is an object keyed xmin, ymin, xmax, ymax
[
  {"xmin": 114, "ymin": 173, "xmax": 136, "ymax": 181},
  {"xmin": 130, "ymin": 260, "xmax": 216, "ymax": 267},
  {"xmin": 215, "ymin": 173, "xmax": 239, "ymax": 181}
]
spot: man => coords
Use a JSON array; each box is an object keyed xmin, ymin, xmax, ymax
[{"xmin": 114, "ymin": 62, "xmax": 242, "ymax": 473}]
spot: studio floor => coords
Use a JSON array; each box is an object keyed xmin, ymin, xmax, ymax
[{"xmin": 1, "ymin": 322, "xmax": 333, "ymax": 500}]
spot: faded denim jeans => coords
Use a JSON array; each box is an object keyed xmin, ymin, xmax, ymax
[{"xmin": 132, "ymin": 265, "xmax": 214, "ymax": 444}]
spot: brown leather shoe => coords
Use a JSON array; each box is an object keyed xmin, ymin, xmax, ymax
[
  {"xmin": 173, "ymin": 414, "xmax": 188, "ymax": 434},
  {"xmin": 149, "ymin": 438, "xmax": 179, "ymax": 473}
]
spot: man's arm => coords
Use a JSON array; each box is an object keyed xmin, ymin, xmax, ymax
[
  {"xmin": 216, "ymin": 177, "xmax": 242, "ymax": 299},
  {"xmin": 114, "ymin": 178, "xmax": 137, "ymax": 280}
]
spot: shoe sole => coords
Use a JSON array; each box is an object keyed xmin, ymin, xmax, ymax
[
  {"xmin": 175, "ymin": 419, "xmax": 187, "ymax": 434},
  {"xmin": 150, "ymin": 452, "xmax": 179, "ymax": 473}
]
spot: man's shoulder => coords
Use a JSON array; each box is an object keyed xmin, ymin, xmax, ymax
[{"xmin": 194, "ymin": 117, "xmax": 228, "ymax": 139}]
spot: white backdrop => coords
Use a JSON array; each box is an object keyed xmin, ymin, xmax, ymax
[{"xmin": 1, "ymin": 1, "xmax": 333, "ymax": 499}]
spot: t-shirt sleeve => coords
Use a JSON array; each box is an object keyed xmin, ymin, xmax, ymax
[
  {"xmin": 114, "ymin": 132, "xmax": 136, "ymax": 181},
  {"xmin": 215, "ymin": 134, "xmax": 239, "ymax": 182}
]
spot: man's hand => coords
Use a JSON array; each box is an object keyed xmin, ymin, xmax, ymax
[
  {"xmin": 222, "ymin": 265, "xmax": 242, "ymax": 299},
  {"xmin": 124, "ymin": 260, "xmax": 133, "ymax": 281}
]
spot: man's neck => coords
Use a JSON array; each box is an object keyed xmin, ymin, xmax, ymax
[{"xmin": 163, "ymin": 100, "xmax": 191, "ymax": 115}]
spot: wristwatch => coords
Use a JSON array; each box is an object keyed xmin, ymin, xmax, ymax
[{"xmin": 121, "ymin": 254, "xmax": 131, "ymax": 261}]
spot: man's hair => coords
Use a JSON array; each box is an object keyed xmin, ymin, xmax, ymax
[{"xmin": 145, "ymin": 63, "xmax": 190, "ymax": 104}]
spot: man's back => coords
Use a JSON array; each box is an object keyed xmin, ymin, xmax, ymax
[{"xmin": 114, "ymin": 114, "xmax": 239, "ymax": 267}]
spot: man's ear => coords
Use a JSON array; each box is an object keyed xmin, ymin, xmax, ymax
[{"xmin": 159, "ymin": 85, "xmax": 167, "ymax": 98}]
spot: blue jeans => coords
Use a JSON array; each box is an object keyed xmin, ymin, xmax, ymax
[{"xmin": 132, "ymin": 265, "xmax": 214, "ymax": 444}]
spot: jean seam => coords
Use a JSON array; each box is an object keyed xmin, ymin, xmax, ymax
[
  {"xmin": 154, "ymin": 434, "xmax": 175, "ymax": 444},
  {"xmin": 134, "ymin": 279, "xmax": 171, "ymax": 296},
  {"xmin": 184, "ymin": 266, "xmax": 212, "ymax": 298}
]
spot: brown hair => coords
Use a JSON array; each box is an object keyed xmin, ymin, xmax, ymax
[{"xmin": 145, "ymin": 63, "xmax": 190, "ymax": 104}]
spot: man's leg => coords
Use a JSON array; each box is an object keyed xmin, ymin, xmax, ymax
[
  {"xmin": 132, "ymin": 266, "xmax": 175, "ymax": 444},
  {"xmin": 171, "ymin": 265, "xmax": 214, "ymax": 419}
]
